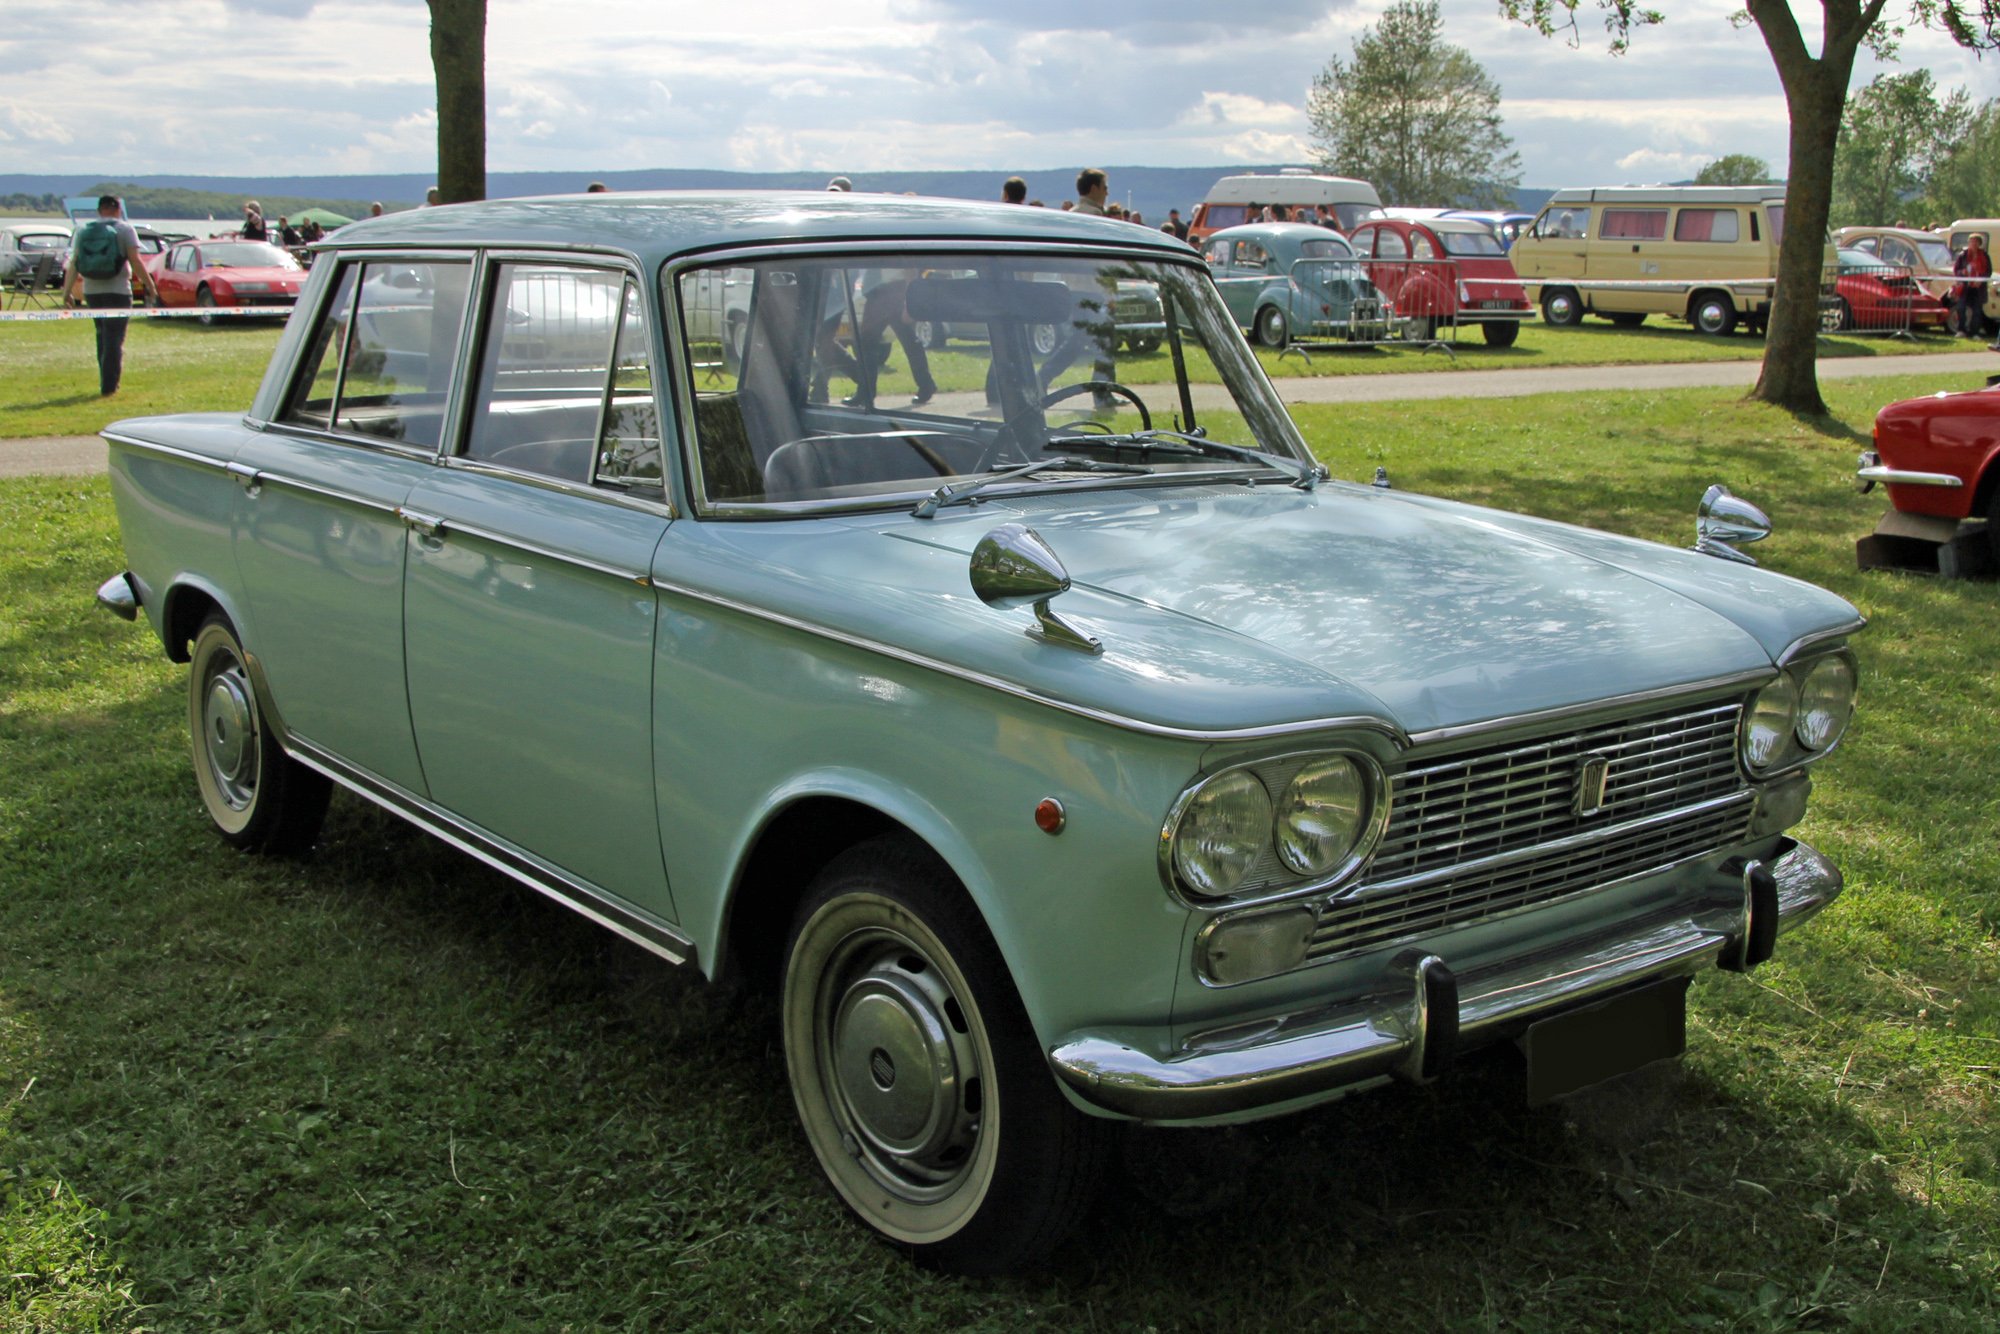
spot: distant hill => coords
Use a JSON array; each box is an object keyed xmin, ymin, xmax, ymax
[{"xmin": 0, "ymin": 170, "xmax": 1564, "ymax": 227}]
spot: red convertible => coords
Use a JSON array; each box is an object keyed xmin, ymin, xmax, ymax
[
  {"xmin": 153, "ymin": 239, "xmax": 305, "ymax": 324},
  {"xmin": 1346, "ymin": 217, "xmax": 1532, "ymax": 345},
  {"xmin": 1856, "ymin": 382, "xmax": 2000, "ymax": 576}
]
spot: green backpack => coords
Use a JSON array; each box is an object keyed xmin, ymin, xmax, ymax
[{"xmin": 73, "ymin": 220, "xmax": 124, "ymax": 280}]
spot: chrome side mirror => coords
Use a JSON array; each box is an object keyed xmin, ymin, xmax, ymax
[
  {"xmin": 969, "ymin": 523, "xmax": 1101, "ymax": 653},
  {"xmin": 1693, "ymin": 484, "xmax": 1771, "ymax": 565}
]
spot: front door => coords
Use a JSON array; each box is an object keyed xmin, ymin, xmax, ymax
[
  {"xmin": 401, "ymin": 261, "xmax": 679, "ymax": 922},
  {"xmin": 236, "ymin": 254, "xmax": 474, "ymax": 794}
]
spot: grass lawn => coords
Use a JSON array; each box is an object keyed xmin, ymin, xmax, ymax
[
  {"xmin": 1, "ymin": 312, "xmax": 1969, "ymax": 441},
  {"xmin": 1, "ymin": 375, "xmax": 1996, "ymax": 1332}
]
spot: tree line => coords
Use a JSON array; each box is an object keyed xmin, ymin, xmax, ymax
[{"xmin": 1832, "ymin": 71, "xmax": 2000, "ymax": 226}]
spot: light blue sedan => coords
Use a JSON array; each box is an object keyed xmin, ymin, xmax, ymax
[{"xmin": 95, "ymin": 192, "xmax": 1859, "ymax": 1273}]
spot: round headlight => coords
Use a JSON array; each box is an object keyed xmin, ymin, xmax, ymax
[
  {"xmin": 1744, "ymin": 673, "xmax": 1800, "ymax": 772},
  {"xmin": 1796, "ymin": 655, "xmax": 1856, "ymax": 751},
  {"xmin": 1172, "ymin": 769, "xmax": 1272, "ymax": 898},
  {"xmin": 1275, "ymin": 756, "xmax": 1370, "ymax": 877}
]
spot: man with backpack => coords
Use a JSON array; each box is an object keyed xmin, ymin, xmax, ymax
[{"xmin": 61, "ymin": 195, "xmax": 160, "ymax": 397}]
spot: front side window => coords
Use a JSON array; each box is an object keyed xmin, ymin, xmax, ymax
[
  {"xmin": 672, "ymin": 251, "xmax": 1311, "ymax": 511},
  {"xmin": 1203, "ymin": 240, "xmax": 1229, "ymax": 266},
  {"xmin": 280, "ymin": 258, "xmax": 472, "ymax": 450},
  {"xmin": 1374, "ymin": 229, "xmax": 1409, "ymax": 260},
  {"xmin": 1602, "ymin": 209, "xmax": 1668, "ymax": 240},
  {"xmin": 1534, "ymin": 207, "xmax": 1588, "ymax": 240},
  {"xmin": 1916, "ymin": 238, "xmax": 1954, "ymax": 269},
  {"xmin": 1673, "ymin": 208, "xmax": 1740, "ymax": 242}
]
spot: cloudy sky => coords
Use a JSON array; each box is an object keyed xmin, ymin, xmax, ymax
[{"xmin": 3, "ymin": 0, "xmax": 1996, "ymax": 186}]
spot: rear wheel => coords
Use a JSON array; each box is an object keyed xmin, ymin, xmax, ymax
[
  {"xmin": 187, "ymin": 614, "xmax": 331, "ymax": 854},
  {"xmin": 195, "ymin": 285, "xmax": 218, "ymax": 328},
  {"xmin": 1541, "ymin": 288, "xmax": 1583, "ymax": 327},
  {"xmin": 1482, "ymin": 320, "xmax": 1520, "ymax": 347},
  {"xmin": 1691, "ymin": 293, "xmax": 1738, "ymax": 336},
  {"xmin": 1255, "ymin": 306, "xmax": 1289, "ymax": 348},
  {"xmin": 781, "ymin": 837, "xmax": 1107, "ymax": 1273},
  {"xmin": 1987, "ymin": 478, "xmax": 2000, "ymax": 567},
  {"xmin": 1125, "ymin": 334, "xmax": 1162, "ymax": 356}
]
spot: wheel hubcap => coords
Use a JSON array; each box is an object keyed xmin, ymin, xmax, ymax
[
  {"xmin": 202, "ymin": 662, "xmax": 257, "ymax": 809},
  {"xmin": 1550, "ymin": 295, "xmax": 1574, "ymax": 321},
  {"xmin": 823, "ymin": 939, "xmax": 981, "ymax": 1200}
]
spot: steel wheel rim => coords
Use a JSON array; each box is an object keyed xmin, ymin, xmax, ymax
[
  {"xmin": 785, "ymin": 893, "xmax": 1000, "ymax": 1243},
  {"xmin": 201, "ymin": 650, "xmax": 259, "ymax": 811}
]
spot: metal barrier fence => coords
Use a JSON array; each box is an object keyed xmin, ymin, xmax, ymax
[
  {"xmin": 1273, "ymin": 257, "xmax": 1456, "ymax": 360},
  {"xmin": 1819, "ymin": 259, "xmax": 1944, "ymax": 339}
]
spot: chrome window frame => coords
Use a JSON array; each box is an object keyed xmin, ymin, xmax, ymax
[{"xmin": 659, "ymin": 239, "xmax": 1306, "ymax": 521}]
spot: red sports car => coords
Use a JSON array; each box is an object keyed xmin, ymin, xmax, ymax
[
  {"xmin": 153, "ymin": 239, "xmax": 306, "ymax": 324},
  {"xmin": 1345, "ymin": 217, "xmax": 1533, "ymax": 345},
  {"xmin": 1856, "ymin": 382, "xmax": 2000, "ymax": 574},
  {"xmin": 1827, "ymin": 248, "xmax": 1950, "ymax": 333}
]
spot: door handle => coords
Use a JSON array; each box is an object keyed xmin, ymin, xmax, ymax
[
  {"xmin": 225, "ymin": 461, "xmax": 261, "ymax": 495},
  {"xmin": 397, "ymin": 507, "xmax": 444, "ymax": 539}
]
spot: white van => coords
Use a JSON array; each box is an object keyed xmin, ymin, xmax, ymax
[
  {"xmin": 1511, "ymin": 185, "xmax": 1790, "ymax": 335},
  {"xmin": 1188, "ymin": 171, "xmax": 1383, "ymax": 240}
]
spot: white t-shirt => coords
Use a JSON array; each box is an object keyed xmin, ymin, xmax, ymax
[{"xmin": 77, "ymin": 219, "xmax": 140, "ymax": 296}]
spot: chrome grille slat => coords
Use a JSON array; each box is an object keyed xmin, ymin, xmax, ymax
[{"xmin": 1305, "ymin": 700, "xmax": 1751, "ymax": 963}]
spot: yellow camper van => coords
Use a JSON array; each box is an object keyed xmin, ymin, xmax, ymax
[{"xmin": 1512, "ymin": 185, "xmax": 1790, "ymax": 335}]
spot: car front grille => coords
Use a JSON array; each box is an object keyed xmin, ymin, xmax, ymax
[{"xmin": 1306, "ymin": 700, "xmax": 1752, "ymax": 962}]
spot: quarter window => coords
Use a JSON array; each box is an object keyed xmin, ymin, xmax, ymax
[
  {"xmin": 1673, "ymin": 208, "xmax": 1740, "ymax": 242},
  {"xmin": 1601, "ymin": 209, "xmax": 1668, "ymax": 240},
  {"xmin": 1410, "ymin": 232, "xmax": 1437, "ymax": 260},
  {"xmin": 280, "ymin": 258, "xmax": 472, "ymax": 451}
]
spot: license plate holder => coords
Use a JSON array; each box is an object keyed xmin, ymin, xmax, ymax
[{"xmin": 1520, "ymin": 976, "xmax": 1689, "ymax": 1106}]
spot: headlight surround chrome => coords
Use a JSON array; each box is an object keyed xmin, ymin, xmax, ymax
[
  {"xmin": 1274, "ymin": 755, "xmax": 1373, "ymax": 878},
  {"xmin": 1164, "ymin": 750, "xmax": 1388, "ymax": 903},
  {"xmin": 1170, "ymin": 768, "xmax": 1274, "ymax": 898},
  {"xmin": 1795, "ymin": 654, "xmax": 1857, "ymax": 752}
]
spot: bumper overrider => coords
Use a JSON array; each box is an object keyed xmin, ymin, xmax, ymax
[{"xmin": 1049, "ymin": 839, "xmax": 1840, "ymax": 1121}]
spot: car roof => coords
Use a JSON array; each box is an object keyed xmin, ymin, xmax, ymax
[
  {"xmin": 1204, "ymin": 222, "xmax": 1348, "ymax": 241},
  {"xmin": 316, "ymin": 191, "xmax": 1197, "ymax": 264},
  {"xmin": 2, "ymin": 221, "xmax": 71, "ymax": 238}
]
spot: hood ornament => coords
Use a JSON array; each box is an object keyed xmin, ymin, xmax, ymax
[
  {"xmin": 968, "ymin": 523, "xmax": 1102, "ymax": 653},
  {"xmin": 1692, "ymin": 484, "xmax": 1771, "ymax": 565}
]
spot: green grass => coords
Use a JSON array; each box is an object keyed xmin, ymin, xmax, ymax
[
  {"xmin": 1, "ymin": 377, "xmax": 1996, "ymax": 1331},
  {"xmin": 2, "ymin": 313, "xmax": 1969, "ymax": 441}
]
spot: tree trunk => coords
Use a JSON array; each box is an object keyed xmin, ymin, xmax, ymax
[{"xmin": 427, "ymin": 0, "xmax": 486, "ymax": 205}]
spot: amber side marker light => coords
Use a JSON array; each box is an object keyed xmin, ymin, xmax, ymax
[{"xmin": 1035, "ymin": 798, "xmax": 1066, "ymax": 834}]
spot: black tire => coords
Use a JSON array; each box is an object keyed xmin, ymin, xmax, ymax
[
  {"xmin": 1541, "ymin": 288, "xmax": 1583, "ymax": 327},
  {"xmin": 1126, "ymin": 334, "xmax": 1162, "ymax": 356},
  {"xmin": 1691, "ymin": 293, "xmax": 1738, "ymax": 336},
  {"xmin": 1411, "ymin": 314, "xmax": 1439, "ymax": 342},
  {"xmin": 1986, "ymin": 475, "xmax": 2000, "ymax": 568},
  {"xmin": 1608, "ymin": 312, "xmax": 1646, "ymax": 328},
  {"xmin": 781, "ymin": 836, "xmax": 1107, "ymax": 1274},
  {"xmin": 187, "ymin": 614, "xmax": 331, "ymax": 855},
  {"xmin": 1255, "ymin": 306, "xmax": 1289, "ymax": 348},
  {"xmin": 196, "ymin": 285, "xmax": 218, "ymax": 328},
  {"xmin": 1482, "ymin": 320, "xmax": 1520, "ymax": 347},
  {"xmin": 1831, "ymin": 297, "xmax": 1855, "ymax": 333}
]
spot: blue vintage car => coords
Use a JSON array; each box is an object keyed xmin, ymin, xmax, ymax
[
  {"xmin": 1199, "ymin": 221, "xmax": 1400, "ymax": 347},
  {"xmin": 94, "ymin": 192, "xmax": 1860, "ymax": 1273}
]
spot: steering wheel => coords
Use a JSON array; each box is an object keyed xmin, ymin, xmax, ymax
[{"xmin": 1039, "ymin": 380, "xmax": 1152, "ymax": 431}]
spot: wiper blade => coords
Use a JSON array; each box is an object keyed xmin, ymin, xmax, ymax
[
  {"xmin": 1053, "ymin": 429, "xmax": 1328, "ymax": 491},
  {"xmin": 911, "ymin": 456, "xmax": 1150, "ymax": 519}
]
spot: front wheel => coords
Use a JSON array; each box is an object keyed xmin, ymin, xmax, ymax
[
  {"xmin": 188, "ymin": 615, "xmax": 331, "ymax": 854},
  {"xmin": 195, "ymin": 285, "xmax": 218, "ymax": 327},
  {"xmin": 1255, "ymin": 305, "xmax": 1289, "ymax": 348},
  {"xmin": 1482, "ymin": 320, "xmax": 1520, "ymax": 347},
  {"xmin": 782, "ymin": 838, "xmax": 1107, "ymax": 1273},
  {"xmin": 1541, "ymin": 288, "xmax": 1583, "ymax": 327}
]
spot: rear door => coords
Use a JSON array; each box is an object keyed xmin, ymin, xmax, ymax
[{"xmin": 400, "ymin": 258, "xmax": 679, "ymax": 924}]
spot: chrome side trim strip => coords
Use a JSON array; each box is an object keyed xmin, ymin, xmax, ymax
[
  {"xmin": 280, "ymin": 731, "xmax": 697, "ymax": 968},
  {"xmin": 1047, "ymin": 840, "xmax": 1840, "ymax": 1121},
  {"xmin": 248, "ymin": 469, "xmax": 403, "ymax": 516},
  {"xmin": 1777, "ymin": 620, "xmax": 1867, "ymax": 667},
  {"xmin": 421, "ymin": 514, "xmax": 654, "ymax": 586},
  {"xmin": 99, "ymin": 431, "xmax": 230, "ymax": 472},
  {"xmin": 1855, "ymin": 466, "xmax": 1962, "ymax": 487},
  {"xmin": 645, "ymin": 575, "xmax": 1408, "ymax": 745},
  {"xmin": 1402, "ymin": 671, "xmax": 1771, "ymax": 750}
]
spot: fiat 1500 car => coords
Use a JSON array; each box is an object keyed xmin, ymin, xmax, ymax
[{"xmin": 95, "ymin": 192, "xmax": 1861, "ymax": 1273}]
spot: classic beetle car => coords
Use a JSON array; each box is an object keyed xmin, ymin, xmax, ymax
[
  {"xmin": 1199, "ymin": 222, "xmax": 1400, "ymax": 347},
  {"xmin": 1856, "ymin": 381, "xmax": 2000, "ymax": 574},
  {"xmin": 95, "ymin": 192, "xmax": 1861, "ymax": 1273}
]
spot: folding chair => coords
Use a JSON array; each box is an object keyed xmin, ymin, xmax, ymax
[{"xmin": 7, "ymin": 255, "xmax": 59, "ymax": 309}]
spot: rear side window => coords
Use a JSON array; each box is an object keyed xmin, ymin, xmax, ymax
[
  {"xmin": 1674, "ymin": 209, "xmax": 1740, "ymax": 242},
  {"xmin": 1235, "ymin": 240, "xmax": 1270, "ymax": 269},
  {"xmin": 282, "ymin": 258, "xmax": 472, "ymax": 450},
  {"xmin": 1375, "ymin": 229, "xmax": 1409, "ymax": 260},
  {"xmin": 1602, "ymin": 209, "xmax": 1668, "ymax": 240},
  {"xmin": 1437, "ymin": 231, "xmax": 1503, "ymax": 256},
  {"xmin": 464, "ymin": 264, "xmax": 626, "ymax": 484}
]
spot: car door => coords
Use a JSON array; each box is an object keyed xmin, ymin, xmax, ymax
[
  {"xmin": 157, "ymin": 245, "xmax": 194, "ymax": 306},
  {"xmin": 400, "ymin": 259, "xmax": 679, "ymax": 923},
  {"xmin": 1215, "ymin": 240, "xmax": 1269, "ymax": 327},
  {"xmin": 235, "ymin": 253, "xmax": 475, "ymax": 794}
]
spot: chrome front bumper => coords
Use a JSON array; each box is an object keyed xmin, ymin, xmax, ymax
[{"xmin": 1049, "ymin": 840, "xmax": 1841, "ymax": 1121}]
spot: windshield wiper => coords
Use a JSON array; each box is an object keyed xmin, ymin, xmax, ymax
[
  {"xmin": 1047, "ymin": 428, "xmax": 1327, "ymax": 491},
  {"xmin": 911, "ymin": 456, "xmax": 1151, "ymax": 519}
]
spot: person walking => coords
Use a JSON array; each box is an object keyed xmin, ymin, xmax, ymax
[
  {"xmin": 1074, "ymin": 168, "xmax": 1108, "ymax": 216},
  {"xmin": 62, "ymin": 195, "xmax": 160, "ymax": 397},
  {"xmin": 1954, "ymin": 234, "xmax": 1991, "ymax": 340}
]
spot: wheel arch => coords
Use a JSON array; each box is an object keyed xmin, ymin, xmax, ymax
[
  {"xmin": 1972, "ymin": 450, "xmax": 2000, "ymax": 520},
  {"xmin": 159, "ymin": 575, "xmax": 248, "ymax": 664}
]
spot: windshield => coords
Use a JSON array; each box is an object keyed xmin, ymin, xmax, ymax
[
  {"xmin": 18, "ymin": 234, "xmax": 67, "ymax": 251},
  {"xmin": 673, "ymin": 252, "xmax": 1312, "ymax": 512},
  {"xmin": 198, "ymin": 242, "xmax": 301, "ymax": 270},
  {"xmin": 1437, "ymin": 230, "xmax": 1504, "ymax": 256}
]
